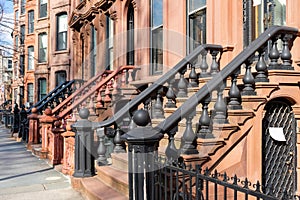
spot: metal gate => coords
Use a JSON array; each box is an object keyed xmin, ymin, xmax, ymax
[{"xmin": 262, "ymin": 100, "xmax": 297, "ymax": 199}]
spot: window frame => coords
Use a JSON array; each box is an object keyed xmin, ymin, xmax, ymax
[
  {"xmin": 27, "ymin": 46, "xmax": 34, "ymax": 70},
  {"xmin": 20, "ymin": 25, "xmax": 25, "ymax": 45},
  {"xmin": 38, "ymin": 33, "xmax": 47, "ymax": 63},
  {"xmin": 187, "ymin": 0, "xmax": 207, "ymax": 54},
  {"xmin": 106, "ymin": 16, "xmax": 114, "ymax": 70},
  {"xmin": 20, "ymin": 0, "xmax": 26, "ymax": 15},
  {"xmin": 56, "ymin": 13, "xmax": 68, "ymax": 51},
  {"xmin": 28, "ymin": 10, "xmax": 34, "ymax": 34},
  {"xmin": 38, "ymin": 78, "xmax": 47, "ymax": 101},
  {"xmin": 27, "ymin": 83, "xmax": 34, "ymax": 104},
  {"xmin": 150, "ymin": 0, "xmax": 163, "ymax": 75},
  {"xmin": 39, "ymin": 0, "xmax": 47, "ymax": 18}
]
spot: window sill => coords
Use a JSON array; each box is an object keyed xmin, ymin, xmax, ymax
[
  {"xmin": 27, "ymin": 33, "xmax": 34, "ymax": 37},
  {"xmin": 54, "ymin": 49, "xmax": 69, "ymax": 55},
  {"xmin": 37, "ymin": 17, "xmax": 49, "ymax": 21}
]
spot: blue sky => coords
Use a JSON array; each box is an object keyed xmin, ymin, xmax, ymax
[{"xmin": 0, "ymin": 0, "xmax": 14, "ymax": 55}]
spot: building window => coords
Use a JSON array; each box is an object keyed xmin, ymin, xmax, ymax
[
  {"xmin": 39, "ymin": 0, "xmax": 47, "ymax": 18},
  {"xmin": 20, "ymin": 0, "xmax": 26, "ymax": 15},
  {"xmin": 38, "ymin": 78, "xmax": 47, "ymax": 101},
  {"xmin": 55, "ymin": 71, "xmax": 66, "ymax": 87},
  {"xmin": 8, "ymin": 60, "xmax": 12, "ymax": 69},
  {"xmin": 127, "ymin": 4, "xmax": 134, "ymax": 65},
  {"xmin": 188, "ymin": 0, "xmax": 206, "ymax": 52},
  {"xmin": 15, "ymin": 10, "xmax": 19, "ymax": 25},
  {"xmin": 38, "ymin": 33, "xmax": 47, "ymax": 63},
  {"xmin": 28, "ymin": 10, "xmax": 34, "ymax": 34},
  {"xmin": 28, "ymin": 46, "xmax": 34, "ymax": 70},
  {"xmin": 27, "ymin": 83, "xmax": 34, "ymax": 104},
  {"xmin": 56, "ymin": 13, "xmax": 68, "ymax": 51},
  {"xmin": 20, "ymin": 55, "xmax": 25, "ymax": 76},
  {"xmin": 20, "ymin": 25, "xmax": 25, "ymax": 45},
  {"xmin": 15, "ymin": 35, "xmax": 19, "ymax": 49},
  {"xmin": 150, "ymin": 0, "xmax": 163, "ymax": 75},
  {"xmin": 90, "ymin": 25, "xmax": 97, "ymax": 77},
  {"xmin": 106, "ymin": 16, "xmax": 113, "ymax": 70}
]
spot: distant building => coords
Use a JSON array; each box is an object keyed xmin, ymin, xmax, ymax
[
  {"xmin": 12, "ymin": 0, "xmax": 71, "ymax": 106},
  {"xmin": 0, "ymin": 49, "xmax": 13, "ymax": 105}
]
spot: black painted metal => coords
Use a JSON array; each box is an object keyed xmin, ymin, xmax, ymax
[
  {"xmin": 153, "ymin": 157, "xmax": 278, "ymax": 200},
  {"xmin": 181, "ymin": 111, "xmax": 198, "ymax": 154},
  {"xmin": 262, "ymin": 100, "xmax": 297, "ymax": 199},
  {"xmin": 228, "ymin": 72, "xmax": 242, "ymax": 110},
  {"xmin": 94, "ymin": 44, "xmax": 223, "ymax": 129},
  {"xmin": 27, "ymin": 80, "xmax": 77, "ymax": 114},
  {"xmin": 197, "ymin": 95, "xmax": 213, "ymax": 138},
  {"xmin": 72, "ymin": 108, "xmax": 95, "ymax": 177},
  {"xmin": 12, "ymin": 103, "xmax": 20, "ymax": 134},
  {"xmin": 20, "ymin": 105, "xmax": 28, "ymax": 142},
  {"xmin": 242, "ymin": 60, "xmax": 256, "ymax": 96},
  {"xmin": 155, "ymin": 26, "xmax": 297, "ymax": 134},
  {"xmin": 121, "ymin": 110, "xmax": 163, "ymax": 200}
]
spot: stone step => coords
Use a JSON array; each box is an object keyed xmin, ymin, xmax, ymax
[
  {"xmin": 72, "ymin": 176, "xmax": 127, "ymax": 200},
  {"xmin": 95, "ymin": 165, "xmax": 129, "ymax": 197}
]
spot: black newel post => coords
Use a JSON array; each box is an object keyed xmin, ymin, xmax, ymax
[
  {"xmin": 122, "ymin": 109, "xmax": 163, "ymax": 200},
  {"xmin": 20, "ymin": 105, "xmax": 28, "ymax": 141},
  {"xmin": 12, "ymin": 103, "xmax": 20, "ymax": 136},
  {"xmin": 72, "ymin": 108, "xmax": 95, "ymax": 177}
]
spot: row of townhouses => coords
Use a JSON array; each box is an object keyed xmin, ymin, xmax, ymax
[{"xmin": 6, "ymin": 0, "xmax": 300, "ymax": 199}]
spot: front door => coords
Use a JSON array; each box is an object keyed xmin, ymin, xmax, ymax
[{"xmin": 262, "ymin": 100, "xmax": 296, "ymax": 199}]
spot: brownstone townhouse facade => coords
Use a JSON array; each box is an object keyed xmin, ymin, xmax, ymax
[
  {"xmin": 12, "ymin": 0, "xmax": 71, "ymax": 106},
  {"xmin": 10, "ymin": 0, "xmax": 300, "ymax": 199}
]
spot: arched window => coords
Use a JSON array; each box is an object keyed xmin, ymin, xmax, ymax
[
  {"xmin": 56, "ymin": 12, "xmax": 68, "ymax": 51},
  {"xmin": 127, "ymin": 4, "xmax": 134, "ymax": 65}
]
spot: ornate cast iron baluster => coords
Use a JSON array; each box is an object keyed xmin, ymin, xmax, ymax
[
  {"xmin": 197, "ymin": 95, "xmax": 213, "ymax": 138},
  {"xmin": 213, "ymin": 83, "xmax": 228, "ymax": 124},
  {"xmin": 165, "ymin": 126, "xmax": 179, "ymax": 163},
  {"xmin": 281, "ymin": 34, "xmax": 294, "ymax": 70},
  {"xmin": 268, "ymin": 37, "xmax": 280, "ymax": 70},
  {"xmin": 165, "ymin": 78, "xmax": 177, "ymax": 108},
  {"xmin": 199, "ymin": 50, "xmax": 210, "ymax": 77},
  {"xmin": 228, "ymin": 72, "xmax": 242, "ymax": 110},
  {"xmin": 255, "ymin": 50, "xmax": 269, "ymax": 82},
  {"xmin": 114, "ymin": 126, "xmax": 125, "ymax": 153},
  {"xmin": 210, "ymin": 49, "xmax": 220, "ymax": 75},
  {"xmin": 242, "ymin": 60, "xmax": 256, "ymax": 96},
  {"xmin": 189, "ymin": 63, "xmax": 198, "ymax": 87},
  {"xmin": 153, "ymin": 90, "xmax": 165, "ymax": 119},
  {"xmin": 97, "ymin": 128, "xmax": 108, "ymax": 166},
  {"xmin": 177, "ymin": 67, "xmax": 188, "ymax": 97},
  {"xmin": 181, "ymin": 110, "xmax": 198, "ymax": 154}
]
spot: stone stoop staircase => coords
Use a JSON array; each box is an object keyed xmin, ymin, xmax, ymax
[{"xmin": 71, "ymin": 26, "xmax": 300, "ymax": 199}]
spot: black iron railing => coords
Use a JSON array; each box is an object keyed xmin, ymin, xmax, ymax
[{"xmin": 154, "ymin": 158, "xmax": 294, "ymax": 200}]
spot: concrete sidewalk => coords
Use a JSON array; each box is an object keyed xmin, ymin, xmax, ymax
[{"xmin": 0, "ymin": 125, "xmax": 84, "ymax": 200}]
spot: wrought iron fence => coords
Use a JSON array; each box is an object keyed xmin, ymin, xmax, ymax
[{"xmin": 154, "ymin": 157, "xmax": 298, "ymax": 200}]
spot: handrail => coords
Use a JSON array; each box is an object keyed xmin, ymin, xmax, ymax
[
  {"xmin": 94, "ymin": 44, "xmax": 223, "ymax": 129},
  {"xmin": 27, "ymin": 80, "xmax": 74, "ymax": 113},
  {"xmin": 52, "ymin": 69, "xmax": 112, "ymax": 116},
  {"xmin": 156, "ymin": 26, "xmax": 299, "ymax": 133},
  {"xmin": 56, "ymin": 65, "xmax": 136, "ymax": 119}
]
